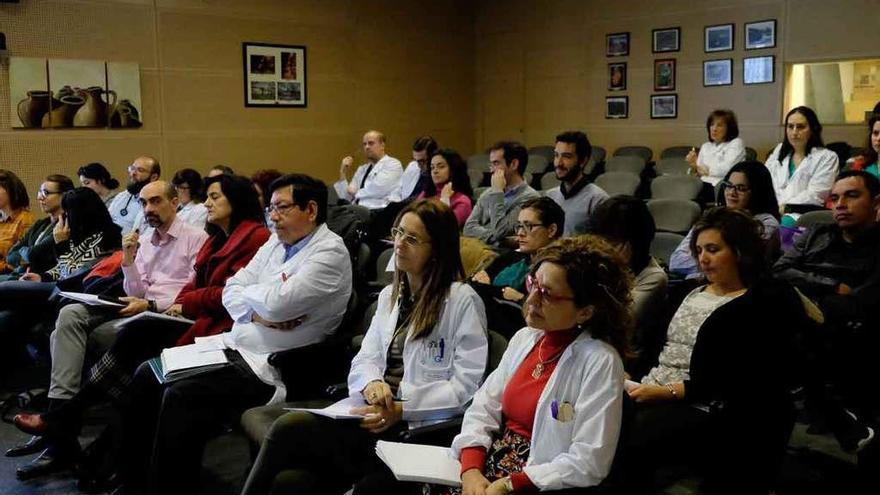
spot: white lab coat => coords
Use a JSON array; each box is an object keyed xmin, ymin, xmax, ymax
[
  {"xmin": 213, "ymin": 223, "xmax": 353, "ymax": 404},
  {"xmin": 108, "ymin": 190, "xmax": 143, "ymax": 235},
  {"xmin": 176, "ymin": 201, "xmax": 208, "ymax": 230},
  {"xmin": 395, "ymin": 160, "xmax": 423, "ymax": 201},
  {"xmin": 697, "ymin": 137, "xmax": 746, "ymax": 186},
  {"xmin": 451, "ymin": 327, "xmax": 624, "ymax": 491},
  {"xmin": 765, "ymin": 143, "xmax": 839, "ymax": 206},
  {"xmin": 334, "ymin": 154, "xmax": 403, "ymax": 209},
  {"xmin": 347, "ymin": 282, "xmax": 489, "ymax": 428}
]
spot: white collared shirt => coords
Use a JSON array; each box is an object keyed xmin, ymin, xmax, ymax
[
  {"xmin": 396, "ymin": 160, "xmax": 423, "ymax": 201},
  {"xmin": 108, "ymin": 190, "xmax": 143, "ymax": 235},
  {"xmin": 176, "ymin": 201, "xmax": 208, "ymax": 230},
  {"xmin": 333, "ymin": 154, "xmax": 403, "ymax": 209},
  {"xmin": 697, "ymin": 137, "xmax": 746, "ymax": 186}
]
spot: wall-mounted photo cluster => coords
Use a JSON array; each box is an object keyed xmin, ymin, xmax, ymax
[
  {"xmin": 605, "ymin": 32, "xmax": 630, "ymax": 119},
  {"xmin": 243, "ymin": 42, "xmax": 307, "ymax": 108}
]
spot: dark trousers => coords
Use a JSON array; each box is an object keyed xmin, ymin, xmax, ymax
[
  {"xmin": 0, "ymin": 280, "xmax": 56, "ymax": 373},
  {"xmin": 120, "ymin": 350, "xmax": 274, "ymax": 495}
]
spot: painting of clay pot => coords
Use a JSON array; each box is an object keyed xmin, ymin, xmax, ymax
[
  {"xmin": 73, "ymin": 86, "xmax": 117, "ymax": 127},
  {"xmin": 107, "ymin": 62, "xmax": 144, "ymax": 129},
  {"xmin": 42, "ymin": 93, "xmax": 85, "ymax": 128},
  {"xmin": 110, "ymin": 99, "xmax": 143, "ymax": 128},
  {"xmin": 17, "ymin": 90, "xmax": 51, "ymax": 128},
  {"xmin": 9, "ymin": 57, "xmax": 49, "ymax": 128}
]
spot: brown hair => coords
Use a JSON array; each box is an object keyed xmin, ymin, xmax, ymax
[
  {"xmin": 391, "ymin": 199, "xmax": 464, "ymax": 339},
  {"xmin": 531, "ymin": 235, "xmax": 633, "ymax": 358},
  {"xmin": 706, "ymin": 109, "xmax": 739, "ymax": 142},
  {"xmin": 0, "ymin": 169, "xmax": 30, "ymax": 210}
]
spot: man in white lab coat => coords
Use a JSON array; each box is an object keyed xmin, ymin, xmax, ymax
[
  {"xmin": 116, "ymin": 173, "xmax": 353, "ymax": 494},
  {"xmin": 334, "ymin": 130, "xmax": 403, "ymax": 210}
]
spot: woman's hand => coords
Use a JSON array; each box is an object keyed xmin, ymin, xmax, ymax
[
  {"xmin": 486, "ymin": 477, "xmax": 512, "ymax": 495},
  {"xmin": 164, "ymin": 304, "xmax": 183, "ymax": 317},
  {"xmin": 627, "ymin": 383, "xmax": 679, "ymax": 403},
  {"xmin": 502, "ymin": 287, "xmax": 525, "ymax": 303},
  {"xmin": 461, "ymin": 469, "xmax": 491, "ymax": 495},
  {"xmin": 441, "ymin": 182, "xmax": 454, "ymax": 200},
  {"xmin": 19, "ymin": 272, "xmax": 41, "ymax": 282},
  {"xmin": 53, "ymin": 215, "xmax": 70, "ymax": 243},
  {"xmin": 472, "ymin": 270, "xmax": 491, "ymax": 285},
  {"xmin": 361, "ymin": 380, "xmax": 394, "ymax": 409},
  {"xmin": 351, "ymin": 402, "xmax": 403, "ymax": 434},
  {"xmin": 685, "ymin": 149, "xmax": 698, "ymax": 167}
]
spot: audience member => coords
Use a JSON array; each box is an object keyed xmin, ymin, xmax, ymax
[
  {"xmin": 0, "ymin": 169, "xmax": 35, "ymax": 265},
  {"xmin": 12, "ymin": 175, "xmax": 270, "ymax": 480},
  {"xmin": 463, "ymin": 141, "xmax": 540, "ymax": 247},
  {"xmin": 417, "ymin": 148, "xmax": 474, "ymax": 227},
  {"xmin": 240, "ymin": 199, "xmax": 488, "ymax": 495},
  {"xmin": 670, "ymin": 160, "xmax": 781, "ymax": 279},
  {"xmin": 335, "ymin": 130, "xmax": 403, "ymax": 209},
  {"xmin": 850, "ymin": 114, "xmax": 879, "ymax": 178},
  {"xmin": 398, "ymin": 135, "xmax": 438, "ymax": 201},
  {"xmin": 252, "ymin": 168, "xmax": 283, "ymax": 230},
  {"xmin": 765, "ymin": 106, "xmax": 839, "ymax": 224},
  {"xmin": 171, "ymin": 168, "xmax": 208, "ymax": 229},
  {"xmin": 115, "ymin": 173, "xmax": 352, "ymax": 494},
  {"xmin": 108, "ymin": 156, "xmax": 160, "ymax": 235},
  {"xmin": 208, "ymin": 164, "xmax": 235, "ymax": 177},
  {"xmin": 0, "ymin": 175, "xmax": 74, "ymax": 279},
  {"xmin": 544, "ymin": 131, "xmax": 608, "ymax": 235},
  {"xmin": 78, "ymin": 162, "xmax": 120, "ymax": 207},
  {"xmin": 448, "ymin": 235, "xmax": 630, "ymax": 494},
  {"xmin": 686, "ymin": 109, "xmax": 746, "ymax": 187},
  {"xmin": 593, "ymin": 195, "xmax": 668, "ymax": 378},
  {"xmin": 470, "ymin": 196, "xmax": 563, "ymax": 337}
]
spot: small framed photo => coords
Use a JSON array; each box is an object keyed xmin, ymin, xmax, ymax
[
  {"xmin": 651, "ymin": 94, "xmax": 677, "ymax": 119},
  {"xmin": 243, "ymin": 42, "xmax": 307, "ymax": 107},
  {"xmin": 654, "ymin": 58, "xmax": 676, "ymax": 91},
  {"xmin": 745, "ymin": 19, "xmax": 776, "ymax": 50},
  {"xmin": 606, "ymin": 96, "xmax": 628, "ymax": 119},
  {"xmin": 606, "ymin": 32, "xmax": 630, "ymax": 57},
  {"xmin": 703, "ymin": 59, "xmax": 733, "ymax": 86},
  {"xmin": 705, "ymin": 23, "xmax": 734, "ymax": 52},
  {"xmin": 743, "ymin": 55, "xmax": 775, "ymax": 84},
  {"xmin": 652, "ymin": 27, "xmax": 680, "ymax": 53},
  {"xmin": 608, "ymin": 63, "xmax": 627, "ymax": 91}
]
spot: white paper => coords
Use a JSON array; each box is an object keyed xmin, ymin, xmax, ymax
[
  {"xmin": 114, "ymin": 311, "xmax": 195, "ymax": 328},
  {"xmin": 284, "ymin": 396, "xmax": 368, "ymax": 420},
  {"xmin": 57, "ymin": 291, "xmax": 124, "ymax": 307},
  {"xmin": 375, "ymin": 440, "xmax": 462, "ymax": 487},
  {"xmin": 160, "ymin": 342, "xmax": 228, "ymax": 376},
  {"xmin": 624, "ymin": 379, "xmax": 640, "ymax": 393}
]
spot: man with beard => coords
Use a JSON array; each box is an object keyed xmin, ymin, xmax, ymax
[
  {"xmin": 12, "ymin": 181, "xmax": 207, "ymax": 480},
  {"xmin": 108, "ymin": 156, "xmax": 160, "ymax": 235},
  {"xmin": 334, "ymin": 130, "xmax": 403, "ymax": 209},
  {"xmin": 543, "ymin": 131, "xmax": 608, "ymax": 236}
]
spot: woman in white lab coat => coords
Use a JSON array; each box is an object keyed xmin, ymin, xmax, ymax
[
  {"xmin": 240, "ymin": 199, "xmax": 489, "ymax": 495},
  {"xmin": 445, "ymin": 235, "xmax": 631, "ymax": 494}
]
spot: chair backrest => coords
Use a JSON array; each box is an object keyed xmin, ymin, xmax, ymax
[
  {"xmin": 327, "ymin": 185, "xmax": 340, "ymax": 206},
  {"xmin": 647, "ymin": 199, "xmax": 702, "ymax": 233},
  {"xmin": 654, "ymin": 157, "xmax": 690, "ymax": 176},
  {"xmin": 744, "ymin": 147, "xmax": 758, "ymax": 161},
  {"xmin": 467, "ymin": 153, "xmax": 489, "ymax": 172},
  {"xmin": 355, "ymin": 242, "xmax": 371, "ymax": 280},
  {"xmin": 594, "ymin": 171, "xmax": 640, "ymax": 197},
  {"xmin": 650, "ymin": 175, "xmax": 704, "ymax": 200},
  {"xmin": 650, "ymin": 232, "xmax": 685, "ymax": 267},
  {"xmin": 605, "ymin": 155, "xmax": 646, "ymax": 175},
  {"xmin": 460, "ymin": 236, "xmax": 498, "ymax": 278},
  {"xmin": 660, "ymin": 146, "xmax": 694, "ymax": 159},
  {"xmin": 467, "ymin": 167, "xmax": 486, "ymax": 189},
  {"xmin": 540, "ymin": 171, "xmax": 561, "ymax": 191},
  {"xmin": 613, "ymin": 145, "xmax": 653, "ymax": 163},
  {"xmin": 526, "ymin": 154, "xmax": 549, "ymax": 176},
  {"xmin": 796, "ymin": 209, "xmax": 834, "ymax": 228},
  {"xmin": 528, "ymin": 145, "xmax": 555, "ymax": 166},
  {"xmin": 374, "ymin": 247, "xmax": 394, "ymax": 286},
  {"xmin": 591, "ymin": 146, "xmax": 607, "ymax": 164},
  {"xmin": 486, "ymin": 330, "xmax": 509, "ymax": 376}
]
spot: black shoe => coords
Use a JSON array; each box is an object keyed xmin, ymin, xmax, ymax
[
  {"xmin": 15, "ymin": 444, "xmax": 79, "ymax": 481},
  {"xmin": 4, "ymin": 435, "xmax": 47, "ymax": 458}
]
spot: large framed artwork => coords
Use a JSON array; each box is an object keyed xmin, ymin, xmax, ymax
[{"xmin": 243, "ymin": 42, "xmax": 307, "ymax": 107}]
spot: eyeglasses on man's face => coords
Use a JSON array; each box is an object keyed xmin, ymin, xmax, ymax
[
  {"xmin": 391, "ymin": 226, "xmax": 429, "ymax": 247},
  {"xmin": 265, "ymin": 202, "xmax": 297, "ymax": 215},
  {"xmin": 37, "ymin": 188, "xmax": 62, "ymax": 198},
  {"xmin": 514, "ymin": 222, "xmax": 546, "ymax": 235}
]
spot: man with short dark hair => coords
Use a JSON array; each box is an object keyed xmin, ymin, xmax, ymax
[
  {"xmin": 335, "ymin": 130, "xmax": 403, "ymax": 209},
  {"xmin": 544, "ymin": 131, "xmax": 608, "ymax": 235},
  {"xmin": 397, "ymin": 135, "xmax": 438, "ymax": 201},
  {"xmin": 463, "ymin": 141, "xmax": 540, "ymax": 247},
  {"xmin": 108, "ymin": 156, "xmax": 161, "ymax": 235}
]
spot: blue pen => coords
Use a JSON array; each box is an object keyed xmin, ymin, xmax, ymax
[
  {"xmin": 438, "ymin": 338, "xmax": 445, "ymax": 360},
  {"xmin": 551, "ymin": 399, "xmax": 559, "ymax": 420}
]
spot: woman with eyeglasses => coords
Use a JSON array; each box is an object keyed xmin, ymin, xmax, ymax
[
  {"xmin": 442, "ymin": 235, "xmax": 630, "ymax": 494},
  {"xmin": 765, "ymin": 106, "xmax": 839, "ymax": 225},
  {"xmin": 171, "ymin": 168, "xmax": 209, "ymax": 230},
  {"xmin": 623, "ymin": 207, "xmax": 806, "ymax": 495},
  {"xmin": 669, "ymin": 160, "xmax": 780, "ymax": 279},
  {"xmin": 417, "ymin": 148, "xmax": 474, "ymax": 227},
  {"xmin": 239, "ymin": 199, "xmax": 488, "ymax": 495},
  {"xmin": 470, "ymin": 197, "xmax": 564, "ymax": 338}
]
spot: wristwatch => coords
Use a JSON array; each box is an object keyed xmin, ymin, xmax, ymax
[{"xmin": 147, "ymin": 300, "xmax": 158, "ymax": 312}]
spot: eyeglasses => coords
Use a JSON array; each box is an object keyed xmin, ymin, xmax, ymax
[
  {"xmin": 525, "ymin": 274, "xmax": 574, "ymax": 305},
  {"xmin": 266, "ymin": 202, "xmax": 297, "ymax": 215},
  {"xmin": 720, "ymin": 181, "xmax": 750, "ymax": 193},
  {"xmin": 391, "ymin": 227, "xmax": 429, "ymax": 247},
  {"xmin": 514, "ymin": 222, "xmax": 546, "ymax": 234},
  {"xmin": 127, "ymin": 165, "xmax": 150, "ymax": 174},
  {"xmin": 37, "ymin": 188, "xmax": 62, "ymax": 197}
]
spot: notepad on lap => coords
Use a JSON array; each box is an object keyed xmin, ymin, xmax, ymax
[
  {"xmin": 57, "ymin": 291, "xmax": 124, "ymax": 307},
  {"xmin": 114, "ymin": 311, "xmax": 195, "ymax": 328},
  {"xmin": 375, "ymin": 440, "xmax": 462, "ymax": 487},
  {"xmin": 284, "ymin": 396, "xmax": 368, "ymax": 420},
  {"xmin": 148, "ymin": 343, "xmax": 228, "ymax": 383}
]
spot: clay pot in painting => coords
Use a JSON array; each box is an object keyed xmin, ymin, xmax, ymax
[
  {"xmin": 16, "ymin": 90, "xmax": 51, "ymax": 128},
  {"xmin": 42, "ymin": 94, "xmax": 86, "ymax": 128},
  {"xmin": 110, "ymin": 99, "xmax": 142, "ymax": 128},
  {"xmin": 73, "ymin": 86, "xmax": 117, "ymax": 127}
]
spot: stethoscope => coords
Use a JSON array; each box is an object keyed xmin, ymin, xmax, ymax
[{"xmin": 119, "ymin": 194, "xmax": 134, "ymax": 217}]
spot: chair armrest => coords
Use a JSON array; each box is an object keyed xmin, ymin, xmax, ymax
[{"xmin": 398, "ymin": 417, "xmax": 463, "ymax": 443}]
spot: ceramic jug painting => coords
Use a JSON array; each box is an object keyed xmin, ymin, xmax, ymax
[
  {"xmin": 16, "ymin": 90, "xmax": 51, "ymax": 128},
  {"xmin": 73, "ymin": 86, "xmax": 117, "ymax": 127}
]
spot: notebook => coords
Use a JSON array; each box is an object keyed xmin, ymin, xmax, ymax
[
  {"xmin": 114, "ymin": 311, "xmax": 195, "ymax": 328},
  {"xmin": 147, "ymin": 343, "xmax": 228, "ymax": 383},
  {"xmin": 284, "ymin": 396, "xmax": 368, "ymax": 420},
  {"xmin": 57, "ymin": 291, "xmax": 124, "ymax": 307},
  {"xmin": 375, "ymin": 440, "xmax": 462, "ymax": 487}
]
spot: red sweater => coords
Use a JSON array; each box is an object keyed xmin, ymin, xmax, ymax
[{"xmin": 461, "ymin": 329, "xmax": 579, "ymax": 492}]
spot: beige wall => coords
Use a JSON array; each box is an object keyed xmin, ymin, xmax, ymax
[
  {"xmin": 473, "ymin": 0, "xmax": 880, "ymax": 160},
  {"xmin": 0, "ymin": 0, "xmax": 476, "ymax": 200}
]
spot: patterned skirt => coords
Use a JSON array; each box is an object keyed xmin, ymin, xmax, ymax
[{"xmin": 428, "ymin": 427, "xmax": 530, "ymax": 495}]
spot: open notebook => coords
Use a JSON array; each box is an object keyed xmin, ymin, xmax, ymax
[
  {"xmin": 148, "ymin": 343, "xmax": 228, "ymax": 384},
  {"xmin": 375, "ymin": 440, "xmax": 461, "ymax": 487}
]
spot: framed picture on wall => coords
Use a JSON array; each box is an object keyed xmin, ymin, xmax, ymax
[
  {"xmin": 242, "ymin": 42, "xmax": 307, "ymax": 107},
  {"xmin": 744, "ymin": 20, "xmax": 776, "ymax": 50},
  {"xmin": 608, "ymin": 63, "xmax": 627, "ymax": 91},
  {"xmin": 703, "ymin": 59, "xmax": 733, "ymax": 86},
  {"xmin": 743, "ymin": 55, "xmax": 775, "ymax": 84},
  {"xmin": 651, "ymin": 94, "xmax": 677, "ymax": 119},
  {"xmin": 652, "ymin": 27, "xmax": 680, "ymax": 53},
  {"xmin": 606, "ymin": 96, "xmax": 628, "ymax": 119},
  {"xmin": 654, "ymin": 59, "xmax": 676, "ymax": 91},
  {"xmin": 705, "ymin": 24, "xmax": 734, "ymax": 52},
  {"xmin": 606, "ymin": 32, "xmax": 630, "ymax": 57}
]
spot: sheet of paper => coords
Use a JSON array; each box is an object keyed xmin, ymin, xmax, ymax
[
  {"xmin": 375, "ymin": 440, "xmax": 462, "ymax": 487},
  {"xmin": 114, "ymin": 311, "xmax": 195, "ymax": 328},
  {"xmin": 284, "ymin": 396, "xmax": 368, "ymax": 420},
  {"xmin": 57, "ymin": 291, "xmax": 124, "ymax": 307},
  {"xmin": 161, "ymin": 343, "xmax": 228, "ymax": 375}
]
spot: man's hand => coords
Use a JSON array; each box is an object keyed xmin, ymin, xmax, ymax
[
  {"xmin": 122, "ymin": 230, "xmax": 140, "ymax": 267},
  {"xmin": 53, "ymin": 216, "xmax": 70, "ymax": 243},
  {"xmin": 490, "ymin": 169, "xmax": 506, "ymax": 192},
  {"xmin": 486, "ymin": 477, "xmax": 512, "ymax": 495},
  {"xmin": 461, "ymin": 469, "xmax": 491, "ymax": 495},
  {"xmin": 118, "ymin": 296, "xmax": 150, "ymax": 317},
  {"xmin": 340, "ymin": 156, "xmax": 354, "ymax": 180},
  {"xmin": 251, "ymin": 313, "xmax": 307, "ymax": 330}
]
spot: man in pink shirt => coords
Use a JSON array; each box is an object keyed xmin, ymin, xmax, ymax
[{"xmin": 14, "ymin": 181, "xmax": 207, "ymax": 480}]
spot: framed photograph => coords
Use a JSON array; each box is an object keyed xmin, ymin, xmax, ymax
[
  {"xmin": 705, "ymin": 23, "xmax": 734, "ymax": 52},
  {"xmin": 606, "ymin": 96, "xmax": 628, "ymax": 119},
  {"xmin": 703, "ymin": 59, "xmax": 733, "ymax": 86},
  {"xmin": 651, "ymin": 94, "xmax": 677, "ymax": 119},
  {"xmin": 243, "ymin": 42, "xmax": 307, "ymax": 107},
  {"xmin": 608, "ymin": 63, "xmax": 627, "ymax": 91},
  {"xmin": 652, "ymin": 27, "xmax": 680, "ymax": 53},
  {"xmin": 743, "ymin": 55, "xmax": 775, "ymax": 84},
  {"xmin": 654, "ymin": 59, "xmax": 676, "ymax": 91},
  {"xmin": 606, "ymin": 32, "xmax": 630, "ymax": 57},
  {"xmin": 745, "ymin": 19, "xmax": 776, "ymax": 50}
]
